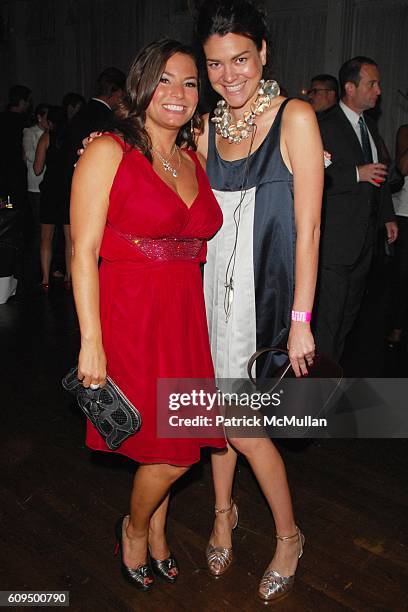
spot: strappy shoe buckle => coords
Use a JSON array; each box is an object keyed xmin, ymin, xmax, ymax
[
  {"xmin": 206, "ymin": 500, "xmax": 238, "ymax": 577},
  {"xmin": 258, "ymin": 526, "xmax": 305, "ymax": 603}
]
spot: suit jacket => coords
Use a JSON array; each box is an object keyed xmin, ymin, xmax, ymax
[
  {"xmin": 63, "ymin": 98, "xmax": 113, "ymax": 189},
  {"xmin": 0, "ymin": 111, "xmax": 28, "ymax": 207},
  {"xmin": 318, "ymin": 104, "xmax": 395, "ymax": 266}
]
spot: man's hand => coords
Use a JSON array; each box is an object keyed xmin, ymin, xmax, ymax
[
  {"xmin": 357, "ymin": 163, "xmax": 388, "ymax": 186},
  {"xmin": 385, "ymin": 220, "xmax": 398, "ymax": 244}
]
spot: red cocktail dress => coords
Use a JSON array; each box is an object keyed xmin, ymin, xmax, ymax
[{"xmin": 85, "ymin": 134, "xmax": 226, "ymax": 464}]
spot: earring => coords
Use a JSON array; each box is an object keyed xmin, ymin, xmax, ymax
[{"xmin": 190, "ymin": 118, "xmax": 195, "ymax": 137}]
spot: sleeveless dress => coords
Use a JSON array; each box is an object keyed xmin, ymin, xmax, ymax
[
  {"xmin": 40, "ymin": 133, "xmax": 70, "ymax": 225},
  {"xmin": 86, "ymin": 134, "xmax": 226, "ymax": 465},
  {"xmin": 204, "ymin": 99, "xmax": 295, "ymax": 380}
]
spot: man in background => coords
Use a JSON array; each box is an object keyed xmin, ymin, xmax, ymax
[
  {"xmin": 64, "ymin": 66, "xmax": 125, "ymax": 172},
  {"xmin": 308, "ymin": 74, "xmax": 339, "ymax": 115},
  {"xmin": 313, "ymin": 57, "xmax": 397, "ymax": 362},
  {"xmin": 0, "ymin": 85, "xmax": 32, "ymax": 211},
  {"xmin": 0, "ymin": 85, "xmax": 32, "ymax": 301}
]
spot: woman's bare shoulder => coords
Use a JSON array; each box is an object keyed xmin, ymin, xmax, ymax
[
  {"xmin": 282, "ymin": 98, "xmax": 316, "ymax": 122},
  {"xmin": 38, "ymin": 131, "xmax": 49, "ymax": 146},
  {"xmin": 82, "ymin": 135, "xmax": 123, "ymax": 159},
  {"xmin": 74, "ymin": 135, "xmax": 124, "ymax": 178}
]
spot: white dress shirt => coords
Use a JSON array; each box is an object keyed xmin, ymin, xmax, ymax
[{"xmin": 339, "ymin": 100, "xmax": 378, "ymax": 181}]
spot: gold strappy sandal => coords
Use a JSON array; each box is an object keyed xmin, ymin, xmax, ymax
[
  {"xmin": 258, "ymin": 526, "xmax": 305, "ymax": 602},
  {"xmin": 206, "ymin": 500, "xmax": 238, "ymax": 577}
]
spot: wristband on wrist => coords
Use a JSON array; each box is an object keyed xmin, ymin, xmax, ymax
[{"xmin": 291, "ymin": 310, "xmax": 312, "ymax": 323}]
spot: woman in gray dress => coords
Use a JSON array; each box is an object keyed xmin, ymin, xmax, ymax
[{"xmin": 195, "ymin": 0, "xmax": 323, "ymax": 602}]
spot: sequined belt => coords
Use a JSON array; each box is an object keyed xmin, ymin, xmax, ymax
[{"xmin": 110, "ymin": 225, "xmax": 204, "ymax": 261}]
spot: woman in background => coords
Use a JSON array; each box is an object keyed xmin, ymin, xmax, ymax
[
  {"xmin": 23, "ymin": 103, "xmax": 50, "ymax": 229},
  {"xmin": 62, "ymin": 92, "xmax": 85, "ymax": 123},
  {"xmin": 23, "ymin": 103, "xmax": 51, "ymax": 280},
  {"xmin": 34, "ymin": 106, "xmax": 71, "ymax": 291}
]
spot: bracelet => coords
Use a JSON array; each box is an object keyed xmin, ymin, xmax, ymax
[{"xmin": 291, "ymin": 310, "xmax": 312, "ymax": 323}]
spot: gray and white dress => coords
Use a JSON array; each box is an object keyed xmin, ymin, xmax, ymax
[{"xmin": 204, "ymin": 98, "xmax": 295, "ymax": 381}]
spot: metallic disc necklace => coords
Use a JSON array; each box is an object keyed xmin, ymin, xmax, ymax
[{"xmin": 212, "ymin": 79, "xmax": 280, "ymax": 143}]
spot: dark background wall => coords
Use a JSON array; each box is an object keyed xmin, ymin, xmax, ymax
[{"xmin": 1, "ymin": 0, "xmax": 407, "ymax": 150}]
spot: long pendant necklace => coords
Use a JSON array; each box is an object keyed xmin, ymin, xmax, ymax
[
  {"xmin": 152, "ymin": 145, "xmax": 181, "ymax": 178},
  {"xmin": 223, "ymin": 127, "xmax": 257, "ymax": 322},
  {"xmin": 212, "ymin": 79, "xmax": 280, "ymax": 143}
]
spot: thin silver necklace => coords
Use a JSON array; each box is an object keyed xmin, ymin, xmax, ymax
[{"xmin": 152, "ymin": 145, "xmax": 180, "ymax": 178}]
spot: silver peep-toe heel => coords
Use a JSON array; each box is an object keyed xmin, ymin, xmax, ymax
[
  {"xmin": 258, "ymin": 526, "xmax": 305, "ymax": 602},
  {"xmin": 206, "ymin": 500, "xmax": 238, "ymax": 577}
]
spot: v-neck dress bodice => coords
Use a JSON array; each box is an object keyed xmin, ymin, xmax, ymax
[{"xmin": 86, "ymin": 134, "xmax": 226, "ymax": 464}]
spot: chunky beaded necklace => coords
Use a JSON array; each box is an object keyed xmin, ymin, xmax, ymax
[{"xmin": 211, "ymin": 79, "xmax": 280, "ymax": 143}]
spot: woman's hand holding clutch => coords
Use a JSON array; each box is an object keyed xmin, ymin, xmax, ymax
[{"xmin": 77, "ymin": 339, "xmax": 107, "ymax": 389}]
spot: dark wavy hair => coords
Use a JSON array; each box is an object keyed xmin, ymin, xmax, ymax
[
  {"xmin": 196, "ymin": 0, "xmax": 272, "ymax": 77},
  {"xmin": 113, "ymin": 39, "xmax": 202, "ymax": 161}
]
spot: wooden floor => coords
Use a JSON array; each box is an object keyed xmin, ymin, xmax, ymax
[{"xmin": 1, "ymin": 248, "xmax": 408, "ymax": 611}]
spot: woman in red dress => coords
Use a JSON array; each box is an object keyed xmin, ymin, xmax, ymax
[{"xmin": 70, "ymin": 39, "xmax": 226, "ymax": 591}]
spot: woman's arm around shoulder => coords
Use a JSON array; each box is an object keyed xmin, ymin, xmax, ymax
[
  {"xmin": 70, "ymin": 135, "xmax": 123, "ymax": 388},
  {"xmin": 196, "ymin": 113, "xmax": 210, "ymax": 163},
  {"xmin": 196, "ymin": 150, "xmax": 207, "ymax": 170},
  {"xmin": 33, "ymin": 131, "xmax": 49, "ymax": 175}
]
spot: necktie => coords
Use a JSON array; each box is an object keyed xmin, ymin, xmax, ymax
[{"xmin": 358, "ymin": 116, "xmax": 373, "ymax": 164}]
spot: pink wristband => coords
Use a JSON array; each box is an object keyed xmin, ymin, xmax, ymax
[{"xmin": 291, "ymin": 310, "xmax": 312, "ymax": 323}]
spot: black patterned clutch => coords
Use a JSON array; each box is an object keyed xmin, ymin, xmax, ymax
[{"xmin": 62, "ymin": 368, "xmax": 142, "ymax": 450}]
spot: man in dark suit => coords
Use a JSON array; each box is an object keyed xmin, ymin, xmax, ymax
[
  {"xmin": 62, "ymin": 67, "xmax": 125, "ymax": 222},
  {"xmin": 313, "ymin": 56, "xmax": 398, "ymax": 362},
  {"xmin": 0, "ymin": 85, "xmax": 32, "ymax": 210},
  {"xmin": 308, "ymin": 73, "xmax": 339, "ymax": 115},
  {"xmin": 63, "ymin": 66, "xmax": 126, "ymax": 184}
]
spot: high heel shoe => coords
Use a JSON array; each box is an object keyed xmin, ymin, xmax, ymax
[
  {"xmin": 114, "ymin": 516, "xmax": 154, "ymax": 591},
  {"xmin": 39, "ymin": 282, "xmax": 50, "ymax": 294},
  {"xmin": 258, "ymin": 526, "xmax": 305, "ymax": 603},
  {"xmin": 206, "ymin": 500, "xmax": 238, "ymax": 577},
  {"xmin": 149, "ymin": 550, "xmax": 178, "ymax": 583}
]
